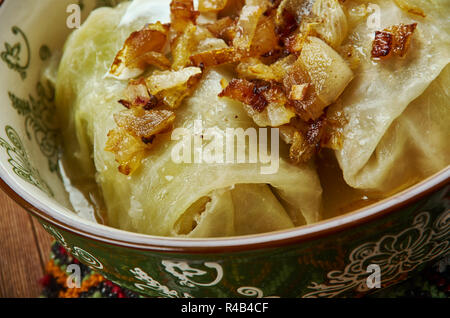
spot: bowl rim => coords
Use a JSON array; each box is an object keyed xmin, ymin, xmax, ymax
[{"xmin": 1, "ymin": 164, "xmax": 448, "ymax": 253}]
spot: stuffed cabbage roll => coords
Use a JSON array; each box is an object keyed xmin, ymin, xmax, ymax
[
  {"xmin": 333, "ymin": 0, "xmax": 450, "ymax": 191},
  {"xmin": 338, "ymin": 64, "xmax": 450, "ymax": 192},
  {"xmin": 55, "ymin": 3, "xmax": 322, "ymax": 237}
]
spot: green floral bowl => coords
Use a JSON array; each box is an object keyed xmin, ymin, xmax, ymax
[{"xmin": 0, "ymin": 0, "xmax": 449, "ymax": 298}]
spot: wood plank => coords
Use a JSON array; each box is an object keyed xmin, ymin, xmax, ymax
[
  {"xmin": 0, "ymin": 191, "xmax": 44, "ymax": 298},
  {"xmin": 31, "ymin": 216, "xmax": 53, "ymax": 269}
]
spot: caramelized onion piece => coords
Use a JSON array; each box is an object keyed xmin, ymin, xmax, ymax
[
  {"xmin": 372, "ymin": 31, "xmax": 393, "ymax": 59},
  {"xmin": 232, "ymin": 0, "xmax": 269, "ymax": 54},
  {"xmin": 192, "ymin": 3, "xmax": 278, "ymax": 67},
  {"xmin": 106, "ymin": 108, "xmax": 176, "ymax": 175},
  {"xmin": 170, "ymin": 0, "xmax": 199, "ymax": 33},
  {"xmin": 320, "ymin": 107, "xmax": 346, "ymax": 151},
  {"xmin": 173, "ymin": 24, "xmax": 225, "ymax": 70},
  {"xmin": 114, "ymin": 108, "xmax": 176, "ymax": 142},
  {"xmin": 190, "ymin": 47, "xmax": 237, "ymax": 67},
  {"xmin": 157, "ymin": 74, "xmax": 202, "ymax": 109},
  {"xmin": 311, "ymin": 0, "xmax": 348, "ymax": 49},
  {"xmin": 206, "ymin": 16, "xmax": 236, "ymax": 45},
  {"xmin": 290, "ymin": 125, "xmax": 322, "ymax": 164},
  {"xmin": 289, "ymin": 84, "xmax": 309, "ymax": 101},
  {"xmin": 119, "ymin": 78, "xmax": 158, "ymax": 110},
  {"xmin": 146, "ymin": 67, "xmax": 203, "ymax": 109},
  {"xmin": 218, "ymin": 0, "xmax": 246, "ymax": 18},
  {"xmin": 269, "ymin": 54, "xmax": 297, "ymax": 78},
  {"xmin": 390, "ymin": 23, "xmax": 417, "ymax": 57},
  {"xmin": 275, "ymin": 0, "xmax": 312, "ymax": 26},
  {"xmin": 109, "ymin": 23, "xmax": 170, "ymax": 79},
  {"xmin": 129, "ymin": 51, "xmax": 171, "ymax": 71},
  {"xmin": 220, "ymin": 79, "xmax": 295, "ymax": 126},
  {"xmin": 219, "ymin": 78, "xmax": 268, "ymax": 112},
  {"xmin": 198, "ymin": 0, "xmax": 228, "ymax": 13},
  {"xmin": 288, "ymin": 118, "xmax": 326, "ymax": 164},
  {"xmin": 237, "ymin": 55, "xmax": 296, "ymax": 82},
  {"xmin": 196, "ymin": 37, "xmax": 229, "ymax": 53},
  {"xmin": 275, "ymin": 0, "xmax": 315, "ymax": 50},
  {"xmin": 146, "ymin": 67, "xmax": 202, "ymax": 95},
  {"xmin": 249, "ymin": 15, "xmax": 280, "ymax": 57},
  {"xmin": 243, "ymin": 100, "xmax": 296, "ymax": 127},
  {"xmin": 284, "ymin": 57, "xmax": 324, "ymax": 121},
  {"xmin": 105, "ymin": 128, "xmax": 151, "ymax": 176},
  {"xmin": 171, "ymin": 23, "xmax": 198, "ymax": 70},
  {"xmin": 372, "ymin": 23, "xmax": 417, "ymax": 60},
  {"xmin": 237, "ymin": 58, "xmax": 278, "ymax": 81},
  {"xmin": 296, "ymin": 37, "xmax": 353, "ymax": 119}
]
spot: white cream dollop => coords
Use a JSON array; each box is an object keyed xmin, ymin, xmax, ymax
[{"xmin": 119, "ymin": 0, "xmax": 171, "ymax": 26}]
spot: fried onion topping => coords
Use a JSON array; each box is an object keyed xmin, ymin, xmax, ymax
[
  {"xmin": 109, "ymin": 22, "xmax": 170, "ymax": 79},
  {"xmin": 107, "ymin": 0, "xmax": 401, "ymax": 171},
  {"xmin": 105, "ymin": 109, "xmax": 176, "ymax": 175},
  {"xmin": 372, "ymin": 23, "xmax": 417, "ymax": 60}
]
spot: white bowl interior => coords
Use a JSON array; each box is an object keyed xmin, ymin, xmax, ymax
[{"xmin": 0, "ymin": 0, "xmax": 120, "ymax": 231}]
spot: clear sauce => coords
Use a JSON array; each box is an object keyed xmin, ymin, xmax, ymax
[
  {"xmin": 316, "ymin": 149, "xmax": 384, "ymax": 220},
  {"xmin": 59, "ymin": 158, "xmax": 108, "ymax": 225}
]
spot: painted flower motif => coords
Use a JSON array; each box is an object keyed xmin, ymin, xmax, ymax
[
  {"xmin": 71, "ymin": 246, "xmax": 104, "ymax": 270},
  {"xmin": 41, "ymin": 223, "xmax": 68, "ymax": 248},
  {"xmin": 41, "ymin": 223, "xmax": 104, "ymax": 270},
  {"xmin": 1, "ymin": 26, "xmax": 30, "ymax": 79},
  {"xmin": 237, "ymin": 287, "xmax": 279, "ymax": 298},
  {"xmin": 130, "ymin": 267, "xmax": 193, "ymax": 298},
  {"xmin": 161, "ymin": 261, "xmax": 223, "ymax": 288},
  {"xmin": 303, "ymin": 211, "xmax": 450, "ymax": 298},
  {"xmin": 0, "ymin": 126, "xmax": 54, "ymax": 196}
]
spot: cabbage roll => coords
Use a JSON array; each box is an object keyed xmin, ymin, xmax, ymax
[
  {"xmin": 55, "ymin": 3, "xmax": 322, "ymax": 237},
  {"xmin": 339, "ymin": 64, "xmax": 450, "ymax": 192},
  {"xmin": 333, "ymin": 0, "xmax": 450, "ymax": 191}
]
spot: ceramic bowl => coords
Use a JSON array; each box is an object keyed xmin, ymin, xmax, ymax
[{"xmin": 0, "ymin": 0, "xmax": 449, "ymax": 298}]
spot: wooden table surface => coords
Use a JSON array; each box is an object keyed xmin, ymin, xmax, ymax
[{"xmin": 0, "ymin": 190, "xmax": 52, "ymax": 298}]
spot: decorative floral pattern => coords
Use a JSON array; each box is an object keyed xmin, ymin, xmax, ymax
[
  {"xmin": 161, "ymin": 261, "xmax": 223, "ymax": 287},
  {"xmin": 0, "ymin": 125, "xmax": 53, "ymax": 196},
  {"xmin": 130, "ymin": 267, "xmax": 193, "ymax": 298},
  {"xmin": 41, "ymin": 222, "xmax": 104, "ymax": 270},
  {"xmin": 132, "ymin": 265, "xmax": 280, "ymax": 298},
  {"xmin": 71, "ymin": 246, "xmax": 104, "ymax": 270},
  {"xmin": 41, "ymin": 223, "xmax": 69, "ymax": 249},
  {"xmin": 1, "ymin": 26, "xmax": 30, "ymax": 80},
  {"xmin": 303, "ymin": 211, "xmax": 450, "ymax": 298},
  {"xmin": 236, "ymin": 286, "xmax": 279, "ymax": 298},
  {"xmin": 36, "ymin": 208, "xmax": 450, "ymax": 298},
  {"xmin": 8, "ymin": 81, "xmax": 59, "ymax": 173}
]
